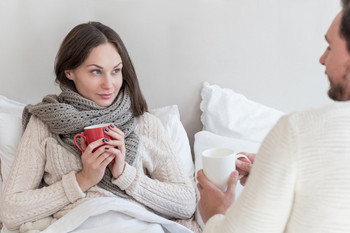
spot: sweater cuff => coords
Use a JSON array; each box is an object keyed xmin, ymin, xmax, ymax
[
  {"xmin": 62, "ymin": 171, "xmax": 86, "ymax": 203},
  {"xmin": 112, "ymin": 163, "xmax": 136, "ymax": 190},
  {"xmin": 203, "ymin": 214, "xmax": 226, "ymax": 233}
]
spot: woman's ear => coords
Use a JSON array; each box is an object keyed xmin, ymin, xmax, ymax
[{"xmin": 64, "ymin": 70, "xmax": 73, "ymax": 80}]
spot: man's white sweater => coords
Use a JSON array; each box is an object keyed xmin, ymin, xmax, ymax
[{"xmin": 204, "ymin": 102, "xmax": 350, "ymax": 233}]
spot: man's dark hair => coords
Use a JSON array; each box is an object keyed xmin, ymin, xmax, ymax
[{"xmin": 341, "ymin": 0, "xmax": 350, "ymax": 52}]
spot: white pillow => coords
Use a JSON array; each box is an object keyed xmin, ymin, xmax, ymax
[
  {"xmin": 200, "ymin": 82, "xmax": 284, "ymax": 143},
  {"xmin": 0, "ymin": 96, "xmax": 193, "ymax": 197},
  {"xmin": 196, "ymin": 83, "xmax": 284, "ymax": 228},
  {"xmin": 0, "ymin": 96, "xmax": 25, "ymax": 185},
  {"xmin": 0, "ymin": 96, "xmax": 25, "ymax": 223},
  {"xmin": 150, "ymin": 105, "xmax": 194, "ymax": 180},
  {"xmin": 193, "ymin": 130, "xmax": 260, "ymax": 228}
]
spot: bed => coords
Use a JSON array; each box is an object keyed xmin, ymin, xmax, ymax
[
  {"xmin": 0, "ymin": 82, "xmax": 284, "ymax": 233},
  {"xmin": 0, "ymin": 0, "xmax": 339, "ymax": 232}
]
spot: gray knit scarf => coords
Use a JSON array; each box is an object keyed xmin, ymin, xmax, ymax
[{"xmin": 22, "ymin": 84, "xmax": 139, "ymax": 198}]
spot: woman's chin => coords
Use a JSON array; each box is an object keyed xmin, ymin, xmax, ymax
[{"xmin": 95, "ymin": 99, "xmax": 114, "ymax": 107}]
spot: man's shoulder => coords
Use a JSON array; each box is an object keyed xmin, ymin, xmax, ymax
[
  {"xmin": 295, "ymin": 101, "xmax": 350, "ymax": 115},
  {"xmin": 285, "ymin": 101, "xmax": 350, "ymax": 126}
]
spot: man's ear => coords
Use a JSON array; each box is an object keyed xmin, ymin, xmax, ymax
[{"xmin": 64, "ymin": 70, "xmax": 73, "ymax": 80}]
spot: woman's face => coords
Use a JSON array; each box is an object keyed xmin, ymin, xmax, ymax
[{"xmin": 65, "ymin": 42, "xmax": 123, "ymax": 107}]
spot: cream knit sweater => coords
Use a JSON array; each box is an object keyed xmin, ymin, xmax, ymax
[
  {"xmin": 1, "ymin": 112, "xmax": 196, "ymax": 231},
  {"xmin": 203, "ymin": 102, "xmax": 350, "ymax": 233}
]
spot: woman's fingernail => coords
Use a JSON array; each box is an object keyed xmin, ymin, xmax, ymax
[
  {"xmin": 105, "ymin": 128, "xmax": 109, "ymax": 132},
  {"xmin": 110, "ymin": 124, "xmax": 115, "ymax": 128},
  {"xmin": 104, "ymin": 138, "xmax": 109, "ymax": 142},
  {"xmin": 105, "ymin": 147, "xmax": 109, "ymax": 150}
]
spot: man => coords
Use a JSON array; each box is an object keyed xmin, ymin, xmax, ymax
[{"xmin": 197, "ymin": 0, "xmax": 350, "ymax": 232}]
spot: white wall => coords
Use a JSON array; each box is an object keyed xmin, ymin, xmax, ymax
[{"xmin": 0, "ymin": 0, "xmax": 341, "ymax": 148}]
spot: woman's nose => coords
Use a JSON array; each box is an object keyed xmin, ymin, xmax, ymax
[{"xmin": 101, "ymin": 75, "xmax": 113, "ymax": 89}]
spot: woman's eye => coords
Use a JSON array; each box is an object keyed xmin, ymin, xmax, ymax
[
  {"xmin": 92, "ymin": 70, "xmax": 101, "ymax": 75},
  {"xmin": 112, "ymin": 69, "xmax": 120, "ymax": 74}
]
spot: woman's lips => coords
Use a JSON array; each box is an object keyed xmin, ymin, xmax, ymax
[{"xmin": 99, "ymin": 93, "xmax": 113, "ymax": 99}]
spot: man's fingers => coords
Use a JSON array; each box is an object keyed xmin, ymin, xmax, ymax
[
  {"xmin": 240, "ymin": 176, "xmax": 248, "ymax": 186},
  {"xmin": 226, "ymin": 171, "xmax": 239, "ymax": 196},
  {"xmin": 196, "ymin": 170, "xmax": 208, "ymax": 186},
  {"xmin": 236, "ymin": 159, "xmax": 252, "ymax": 173},
  {"xmin": 236, "ymin": 167, "xmax": 249, "ymax": 176},
  {"xmin": 237, "ymin": 157, "xmax": 251, "ymax": 164},
  {"xmin": 238, "ymin": 152, "xmax": 256, "ymax": 163},
  {"xmin": 246, "ymin": 153, "xmax": 255, "ymax": 163},
  {"xmin": 197, "ymin": 182, "xmax": 203, "ymax": 191},
  {"xmin": 197, "ymin": 170, "xmax": 217, "ymax": 189}
]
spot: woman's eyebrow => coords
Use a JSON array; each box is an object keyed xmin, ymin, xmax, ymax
[
  {"xmin": 87, "ymin": 64, "xmax": 103, "ymax": 69},
  {"xmin": 114, "ymin": 62, "xmax": 122, "ymax": 68},
  {"xmin": 87, "ymin": 62, "xmax": 122, "ymax": 69}
]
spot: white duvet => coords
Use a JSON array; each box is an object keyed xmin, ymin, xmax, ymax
[{"xmin": 2, "ymin": 197, "xmax": 194, "ymax": 233}]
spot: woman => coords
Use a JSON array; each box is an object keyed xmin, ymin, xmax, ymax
[{"xmin": 1, "ymin": 22, "xmax": 196, "ymax": 232}]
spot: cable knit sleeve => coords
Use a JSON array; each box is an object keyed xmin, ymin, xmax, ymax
[
  {"xmin": 1, "ymin": 116, "xmax": 85, "ymax": 231},
  {"xmin": 112, "ymin": 112, "xmax": 196, "ymax": 219}
]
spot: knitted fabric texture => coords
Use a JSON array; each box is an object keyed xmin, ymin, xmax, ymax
[{"xmin": 22, "ymin": 85, "xmax": 139, "ymax": 198}]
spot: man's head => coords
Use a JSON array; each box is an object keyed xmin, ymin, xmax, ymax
[{"xmin": 320, "ymin": 0, "xmax": 350, "ymax": 101}]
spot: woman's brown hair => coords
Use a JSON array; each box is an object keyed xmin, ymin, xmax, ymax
[{"xmin": 55, "ymin": 21, "xmax": 148, "ymax": 115}]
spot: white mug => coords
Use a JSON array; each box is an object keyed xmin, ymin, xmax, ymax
[{"xmin": 201, "ymin": 148, "xmax": 248, "ymax": 191}]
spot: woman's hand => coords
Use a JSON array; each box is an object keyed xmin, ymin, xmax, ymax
[
  {"xmin": 76, "ymin": 138, "xmax": 115, "ymax": 192},
  {"xmin": 236, "ymin": 152, "xmax": 255, "ymax": 186},
  {"xmin": 103, "ymin": 124, "xmax": 126, "ymax": 179}
]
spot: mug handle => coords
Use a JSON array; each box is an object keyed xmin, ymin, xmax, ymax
[
  {"xmin": 74, "ymin": 133, "xmax": 86, "ymax": 152},
  {"xmin": 236, "ymin": 153, "xmax": 248, "ymax": 161}
]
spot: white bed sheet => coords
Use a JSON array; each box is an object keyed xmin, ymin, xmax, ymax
[{"xmin": 1, "ymin": 197, "xmax": 193, "ymax": 233}]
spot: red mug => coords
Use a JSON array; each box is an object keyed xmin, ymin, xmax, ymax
[{"xmin": 74, "ymin": 123, "xmax": 113, "ymax": 152}]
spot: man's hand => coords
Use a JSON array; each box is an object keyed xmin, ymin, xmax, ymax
[
  {"xmin": 236, "ymin": 152, "xmax": 255, "ymax": 186},
  {"xmin": 197, "ymin": 169, "xmax": 239, "ymax": 223}
]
